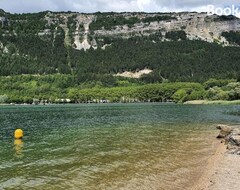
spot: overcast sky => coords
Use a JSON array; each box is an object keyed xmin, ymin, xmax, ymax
[{"xmin": 0, "ymin": 0, "xmax": 239, "ymax": 13}]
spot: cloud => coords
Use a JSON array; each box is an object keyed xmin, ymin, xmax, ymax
[{"xmin": 0, "ymin": 0, "xmax": 240, "ymax": 13}]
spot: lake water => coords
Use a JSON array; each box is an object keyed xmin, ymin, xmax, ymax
[{"xmin": 0, "ymin": 103, "xmax": 240, "ymax": 190}]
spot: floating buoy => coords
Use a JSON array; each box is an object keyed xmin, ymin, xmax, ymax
[{"xmin": 14, "ymin": 129, "xmax": 23, "ymax": 139}]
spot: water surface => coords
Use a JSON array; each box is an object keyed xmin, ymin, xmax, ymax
[{"xmin": 0, "ymin": 103, "xmax": 239, "ymax": 189}]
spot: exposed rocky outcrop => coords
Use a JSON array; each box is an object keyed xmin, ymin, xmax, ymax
[
  {"xmin": 73, "ymin": 15, "xmax": 94, "ymax": 51},
  {"xmin": 114, "ymin": 69, "xmax": 153, "ymax": 79},
  {"xmin": 216, "ymin": 124, "xmax": 240, "ymax": 155},
  {"xmin": 2, "ymin": 11, "xmax": 240, "ymax": 51},
  {"xmin": 93, "ymin": 13, "xmax": 240, "ymax": 45},
  {"xmin": 38, "ymin": 12, "xmax": 240, "ymax": 50}
]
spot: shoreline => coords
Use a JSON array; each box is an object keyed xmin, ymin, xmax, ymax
[
  {"xmin": 192, "ymin": 125, "xmax": 240, "ymax": 190},
  {"xmin": 1, "ymin": 100, "xmax": 240, "ymax": 106},
  {"xmin": 191, "ymin": 140, "xmax": 226, "ymax": 190},
  {"xmin": 184, "ymin": 100, "xmax": 240, "ymax": 105}
]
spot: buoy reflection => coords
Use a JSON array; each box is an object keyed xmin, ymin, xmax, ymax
[{"xmin": 14, "ymin": 139, "xmax": 24, "ymax": 157}]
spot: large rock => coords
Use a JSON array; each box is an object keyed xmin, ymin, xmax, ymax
[
  {"xmin": 229, "ymin": 134, "xmax": 240, "ymax": 146},
  {"xmin": 216, "ymin": 124, "xmax": 233, "ymax": 138},
  {"xmin": 217, "ymin": 124, "xmax": 240, "ymax": 155}
]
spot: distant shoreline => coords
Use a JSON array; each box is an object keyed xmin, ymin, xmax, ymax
[
  {"xmin": 0, "ymin": 102, "xmax": 176, "ymax": 106},
  {"xmin": 184, "ymin": 100, "xmax": 240, "ymax": 105},
  {"xmin": 1, "ymin": 100, "xmax": 240, "ymax": 106}
]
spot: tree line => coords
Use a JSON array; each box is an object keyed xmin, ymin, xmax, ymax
[{"xmin": 0, "ymin": 75, "xmax": 239, "ymax": 104}]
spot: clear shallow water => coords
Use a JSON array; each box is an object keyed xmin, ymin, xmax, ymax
[{"xmin": 0, "ymin": 103, "xmax": 240, "ymax": 190}]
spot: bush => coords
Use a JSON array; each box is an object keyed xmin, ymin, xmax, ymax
[
  {"xmin": 171, "ymin": 89, "xmax": 188, "ymax": 103},
  {"xmin": 207, "ymin": 87, "xmax": 229, "ymax": 100},
  {"xmin": 187, "ymin": 90, "xmax": 207, "ymax": 101},
  {"xmin": 0, "ymin": 94, "xmax": 8, "ymax": 103},
  {"xmin": 204, "ymin": 79, "xmax": 233, "ymax": 89}
]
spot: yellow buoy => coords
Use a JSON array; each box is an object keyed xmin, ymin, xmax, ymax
[{"xmin": 14, "ymin": 129, "xmax": 23, "ymax": 139}]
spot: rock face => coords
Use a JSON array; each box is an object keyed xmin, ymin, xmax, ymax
[
  {"xmin": 216, "ymin": 124, "xmax": 240, "ymax": 155},
  {"xmin": 2, "ymin": 11, "xmax": 240, "ymax": 51},
  {"xmin": 114, "ymin": 69, "xmax": 153, "ymax": 79},
  {"xmin": 93, "ymin": 13, "xmax": 240, "ymax": 45},
  {"xmin": 73, "ymin": 15, "xmax": 94, "ymax": 51}
]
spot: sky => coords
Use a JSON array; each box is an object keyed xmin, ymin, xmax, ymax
[{"xmin": 0, "ymin": 0, "xmax": 239, "ymax": 14}]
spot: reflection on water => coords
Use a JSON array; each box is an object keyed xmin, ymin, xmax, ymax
[
  {"xmin": 0, "ymin": 104, "xmax": 239, "ymax": 190},
  {"xmin": 14, "ymin": 139, "xmax": 24, "ymax": 157}
]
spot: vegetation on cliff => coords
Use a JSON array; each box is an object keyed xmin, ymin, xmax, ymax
[{"xmin": 222, "ymin": 31, "xmax": 240, "ymax": 45}]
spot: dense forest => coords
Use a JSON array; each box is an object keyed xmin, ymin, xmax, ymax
[{"xmin": 1, "ymin": 33, "xmax": 240, "ymax": 83}]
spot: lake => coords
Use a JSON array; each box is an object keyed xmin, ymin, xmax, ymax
[{"xmin": 0, "ymin": 103, "xmax": 240, "ymax": 190}]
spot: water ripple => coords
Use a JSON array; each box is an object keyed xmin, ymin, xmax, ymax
[{"xmin": 0, "ymin": 104, "xmax": 239, "ymax": 189}]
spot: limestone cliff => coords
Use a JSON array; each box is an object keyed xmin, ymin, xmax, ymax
[
  {"xmin": 39, "ymin": 12, "xmax": 240, "ymax": 50},
  {"xmin": 1, "ymin": 10, "xmax": 240, "ymax": 51}
]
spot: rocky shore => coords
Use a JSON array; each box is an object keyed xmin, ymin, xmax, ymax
[
  {"xmin": 193, "ymin": 124, "xmax": 240, "ymax": 190},
  {"xmin": 216, "ymin": 124, "xmax": 240, "ymax": 155}
]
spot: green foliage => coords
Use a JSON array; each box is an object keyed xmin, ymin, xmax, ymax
[
  {"xmin": 226, "ymin": 82, "xmax": 240, "ymax": 100},
  {"xmin": 165, "ymin": 31, "xmax": 187, "ymax": 41},
  {"xmin": 90, "ymin": 15, "xmax": 140, "ymax": 30},
  {"xmin": 0, "ymin": 11, "xmax": 240, "ymax": 87},
  {"xmin": 0, "ymin": 94, "xmax": 8, "ymax": 103},
  {"xmin": 172, "ymin": 89, "xmax": 189, "ymax": 103},
  {"xmin": 204, "ymin": 79, "xmax": 234, "ymax": 89},
  {"xmin": 207, "ymin": 87, "xmax": 230, "ymax": 100},
  {"xmin": 0, "ymin": 25, "xmax": 71, "ymax": 75},
  {"xmin": 0, "ymin": 75, "xmax": 238, "ymax": 104},
  {"xmin": 5, "ymin": 12, "xmax": 47, "ymax": 34},
  {"xmin": 1, "ymin": 31, "xmax": 240, "ymax": 83},
  {"xmin": 238, "ymin": 73, "xmax": 240, "ymax": 82},
  {"xmin": 222, "ymin": 31, "xmax": 240, "ymax": 45},
  {"xmin": 187, "ymin": 90, "xmax": 207, "ymax": 101},
  {"xmin": 70, "ymin": 38, "xmax": 240, "ymax": 83},
  {"xmin": 67, "ymin": 15, "xmax": 77, "ymax": 39}
]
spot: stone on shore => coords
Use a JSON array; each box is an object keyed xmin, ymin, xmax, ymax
[
  {"xmin": 216, "ymin": 124, "xmax": 233, "ymax": 139},
  {"xmin": 216, "ymin": 124, "xmax": 240, "ymax": 155}
]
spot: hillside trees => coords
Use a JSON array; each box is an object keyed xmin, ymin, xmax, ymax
[
  {"xmin": 0, "ymin": 11, "xmax": 240, "ymax": 84},
  {"xmin": 222, "ymin": 31, "xmax": 240, "ymax": 45}
]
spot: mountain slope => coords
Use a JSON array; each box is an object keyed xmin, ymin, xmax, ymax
[{"xmin": 0, "ymin": 10, "xmax": 240, "ymax": 83}]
